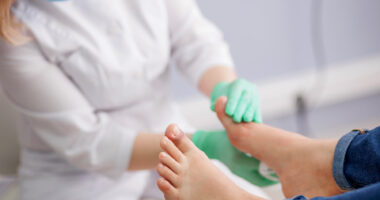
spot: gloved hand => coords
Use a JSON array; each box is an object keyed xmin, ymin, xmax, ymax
[
  {"xmin": 192, "ymin": 130, "xmax": 278, "ymax": 187},
  {"xmin": 210, "ymin": 78, "xmax": 262, "ymax": 123}
]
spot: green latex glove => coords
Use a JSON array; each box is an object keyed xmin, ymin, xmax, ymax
[
  {"xmin": 210, "ymin": 78, "xmax": 262, "ymax": 123},
  {"xmin": 192, "ymin": 130, "xmax": 278, "ymax": 187}
]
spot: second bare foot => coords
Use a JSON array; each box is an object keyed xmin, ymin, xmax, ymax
[{"xmin": 215, "ymin": 97, "xmax": 344, "ymax": 198}]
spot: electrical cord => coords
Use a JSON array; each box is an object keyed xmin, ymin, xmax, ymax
[{"xmin": 296, "ymin": 0, "xmax": 328, "ymax": 136}]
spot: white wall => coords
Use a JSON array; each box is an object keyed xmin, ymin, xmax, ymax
[{"xmin": 171, "ymin": 0, "xmax": 380, "ymax": 99}]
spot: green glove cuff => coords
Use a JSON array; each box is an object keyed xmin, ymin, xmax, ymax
[
  {"xmin": 192, "ymin": 130, "xmax": 278, "ymax": 187},
  {"xmin": 192, "ymin": 130, "xmax": 227, "ymax": 160}
]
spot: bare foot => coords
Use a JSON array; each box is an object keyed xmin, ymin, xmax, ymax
[
  {"xmin": 215, "ymin": 96, "xmax": 344, "ymax": 198},
  {"xmin": 156, "ymin": 124, "xmax": 265, "ymax": 200}
]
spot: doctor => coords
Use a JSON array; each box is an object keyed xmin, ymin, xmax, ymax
[{"xmin": 0, "ymin": 0, "xmax": 261, "ymax": 199}]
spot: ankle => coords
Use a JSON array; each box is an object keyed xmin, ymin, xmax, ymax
[
  {"xmin": 272, "ymin": 137, "xmax": 313, "ymax": 175},
  {"xmin": 310, "ymin": 139, "xmax": 338, "ymax": 170}
]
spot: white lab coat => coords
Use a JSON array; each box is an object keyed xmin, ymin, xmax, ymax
[{"xmin": 0, "ymin": 0, "xmax": 234, "ymax": 199}]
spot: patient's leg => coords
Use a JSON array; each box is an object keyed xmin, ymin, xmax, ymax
[
  {"xmin": 156, "ymin": 124, "xmax": 264, "ymax": 200},
  {"xmin": 215, "ymin": 96, "xmax": 343, "ymax": 198}
]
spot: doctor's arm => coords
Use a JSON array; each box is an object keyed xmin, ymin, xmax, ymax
[
  {"xmin": 0, "ymin": 41, "xmax": 170, "ymax": 176},
  {"xmin": 128, "ymin": 133, "xmax": 164, "ymax": 170},
  {"xmin": 198, "ymin": 66, "xmax": 236, "ymax": 97}
]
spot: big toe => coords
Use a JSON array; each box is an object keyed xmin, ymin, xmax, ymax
[{"xmin": 165, "ymin": 124, "xmax": 196, "ymax": 154}]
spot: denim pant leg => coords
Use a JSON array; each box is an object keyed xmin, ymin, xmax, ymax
[
  {"xmin": 287, "ymin": 126, "xmax": 380, "ymax": 200},
  {"xmin": 342, "ymin": 126, "xmax": 380, "ymax": 189},
  {"xmin": 288, "ymin": 182, "xmax": 380, "ymax": 200}
]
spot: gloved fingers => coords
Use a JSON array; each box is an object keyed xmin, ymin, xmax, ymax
[
  {"xmin": 216, "ymin": 96, "xmax": 236, "ymax": 130},
  {"xmin": 243, "ymin": 102, "xmax": 255, "ymax": 122},
  {"xmin": 232, "ymin": 91, "xmax": 250, "ymax": 123},
  {"xmin": 245, "ymin": 84, "xmax": 262, "ymax": 123},
  {"xmin": 210, "ymin": 82, "xmax": 229, "ymax": 112},
  {"xmin": 243, "ymin": 95, "xmax": 261, "ymax": 122},
  {"xmin": 210, "ymin": 93, "xmax": 219, "ymax": 112},
  {"xmin": 210, "ymin": 103, "xmax": 216, "ymax": 112},
  {"xmin": 253, "ymin": 105, "xmax": 263, "ymax": 123},
  {"xmin": 251, "ymin": 95, "xmax": 262, "ymax": 123},
  {"xmin": 225, "ymin": 83, "xmax": 243, "ymax": 116}
]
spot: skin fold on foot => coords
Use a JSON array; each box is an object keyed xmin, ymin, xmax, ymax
[
  {"xmin": 156, "ymin": 124, "xmax": 264, "ymax": 200},
  {"xmin": 215, "ymin": 96, "xmax": 344, "ymax": 198}
]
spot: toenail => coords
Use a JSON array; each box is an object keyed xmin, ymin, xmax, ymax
[
  {"xmin": 160, "ymin": 152, "xmax": 166, "ymax": 158},
  {"xmin": 162, "ymin": 137, "xmax": 169, "ymax": 145},
  {"xmin": 172, "ymin": 126, "xmax": 181, "ymax": 137}
]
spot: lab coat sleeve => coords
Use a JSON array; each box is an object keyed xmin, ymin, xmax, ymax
[
  {"xmin": 0, "ymin": 41, "xmax": 136, "ymax": 179},
  {"xmin": 165, "ymin": 0, "xmax": 235, "ymax": 85}
]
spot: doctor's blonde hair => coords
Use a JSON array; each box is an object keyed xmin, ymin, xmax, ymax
[{"xmin": 0, "ymin": 0, "xmax": 27, "ymax": 45}]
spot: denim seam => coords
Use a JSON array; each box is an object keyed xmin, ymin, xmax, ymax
[{"xmin": 332, "ymin": 130, "xmax": 360, "ymax": 191}]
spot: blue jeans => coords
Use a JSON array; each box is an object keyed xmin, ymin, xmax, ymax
[{"xmin": 287, "ymin": 126, "xmax": 380, "ymax": 200}]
